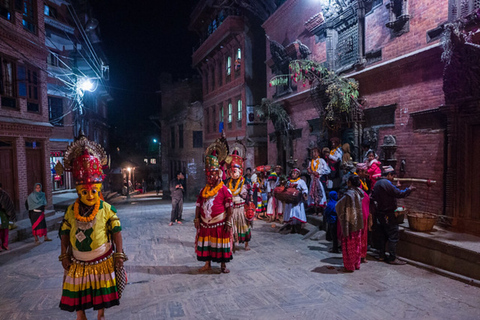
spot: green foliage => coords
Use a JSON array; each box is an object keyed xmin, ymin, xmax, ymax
[
  {"xmin": 269, "ymin": 60, "xmax": 360, "ymax": 122},
  {"xmin": 256, "ymin": 98, "xmax": 293, "ymax": 134}
]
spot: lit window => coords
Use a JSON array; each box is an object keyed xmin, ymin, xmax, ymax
[
  {"xmin": 228, "ymin": 103, "xmax": 232, "ymax": 123},
  {"xmin": 23, "ymin": 0, "xmax": 36, "ymax": 34},
  {"xmin": 0, "ymin": 0, "xmax": 13, "ymax": 21},
  {"xmin": 237, "ymin": 48, "xmax": 241, "ymax": 60},
  {"xmin": 226, "ymin": 56, "xmax": 231, "ymax": 75},
  {"xmin": 144, "ymin": 158, "xmax": 148, "ymax": 164},
  {"xmin": 219, "ymin": 106, "xmax": 224, "ymax": 122},
  {"xmin": 150, "ymin": 158, "xmax": 156, "ymax": 164},
  {"xmin": 237, "ymin": 100, "xmax": 242, "ymax": 121}
]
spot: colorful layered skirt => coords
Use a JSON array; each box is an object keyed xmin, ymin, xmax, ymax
[
  {"xmin": 232, "ymin": 201, "xmax": 251, "ymax": 244},
  {"xmin": 195, "ymin": 215, "xmax": 233, "ymax": 263},
  {"xmin": 59, "ymin": 249, "xmax": 120, "ymax": 312}
]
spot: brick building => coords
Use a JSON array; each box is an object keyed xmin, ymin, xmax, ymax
[
  {"xmin": 159, "ymin": 75, "xmax": 204, "ymax": 201},
  {"xmin": 0, "ymin": 0, "xmax": 53, "ymax": 219},
  {"xmin": 46, "ymin": 0, "xmax": 111, "ymax": 192},
  {"xmin": 190, "ymin": 0, "xmax": 279, "ymax": 169},
  {"xmin": 0, "ymin": 0, "xmax": 111, "ymax": 220},
  {"xmin": 262, "ymin": 0, "xmax": 479, "ymax": 235}
]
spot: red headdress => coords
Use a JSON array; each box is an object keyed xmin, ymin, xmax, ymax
[{"xmin": 64, "ymin": 134, "xmax": 107, "ymax": 185}]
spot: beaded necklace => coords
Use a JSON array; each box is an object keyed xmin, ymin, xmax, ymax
[{"xmin": 310, "ymin": 157, "xmax": 320, "ymax": 172}]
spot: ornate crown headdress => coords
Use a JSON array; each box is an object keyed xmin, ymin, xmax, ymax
[{"xmin": 64, "ymin": 134, "xmax": 107, "ymax": 185}]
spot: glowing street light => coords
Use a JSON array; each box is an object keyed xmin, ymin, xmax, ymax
[
  {"xmin": 153, "ymin": 139, "xmax": 157, "ymax": 143},
  {"xmin": 78, "ymin": 77, "xmax": 96, "ymax": 92}
]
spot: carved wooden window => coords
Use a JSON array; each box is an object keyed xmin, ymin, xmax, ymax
[
  {"xmin": 22, "ymin": 0, "xmax": 36, "ymax": 34},
  {"xmin": 449, "ymin": 0, "xmax": 480, "ymax": 21},
  {"xmin": 226, "ymin": 56, "xmax": 232, "ymax": 76},
  {"xmin": 0, "ymin": 0, "xmax": 13, "ymax": 21},
  {"xmin": 26, "ymin": 65, "xmax": 40, "ymax": 113},
  {"xmin": 237, "ymin": 98, "xmax": 242, "ymax": 123},
  {"xmin": 227, "ymin": 101, "xmax": 232, "ymax": 130},
  {"xmin": 1, "ymin": 57, "xmax": 17, "ymax": 109},
  {"xmin": 235, "ymin": 48, "xmax": 241, "ymax": 77},
  {"xmin": 386, "ymin": 0, "xmax": 409, "ymax": 37}
]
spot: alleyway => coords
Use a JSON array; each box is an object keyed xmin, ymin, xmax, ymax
[{"xmin": 0, "ymin": 198, "xmax": 479, "ymax": 320}]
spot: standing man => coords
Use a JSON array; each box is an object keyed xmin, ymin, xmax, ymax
[
  {"xmin": 0, "ymin": 183, "xmax": 16, "ymax": 251},
  {"xmin": 169, "ymin": 171, "xmax": 185, "ymax": 226},
  {"xmin": 372, "ymin": 166, "xmax": 416, "ymax": 265}
]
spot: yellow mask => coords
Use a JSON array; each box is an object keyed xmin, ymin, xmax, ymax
[{"xmin": 76, "ymin": 183, "xmax": 102, "ymax": 206}]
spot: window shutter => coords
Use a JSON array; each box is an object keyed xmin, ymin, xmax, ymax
[
  {"xmin": 17, "ymin": 64, "xmax": 27, "ymax": 97},
  {"xmin": 14, "ymin": 0, "xmax": 23, "ymax": 11}
]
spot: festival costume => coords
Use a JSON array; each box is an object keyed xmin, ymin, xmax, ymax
[
  {"xmin": 195, "ymin": 139, "xmax": 233, "ymax": 263},
  {"xmin": 307, "ymin": 157, "xmax": 329, "ymax": 208},
  {"xmin": 59, "ymin": 135, "xmax": 122, "ymax": 312},
  {"xmin": 283, "ymin": 176, "xmax": 308, "ymax": 225},
  {"xmin": 226, "ymin": 147, "xmax": 251, "ymax": 244},
  {"xmin": 27, "ymin": 183, "xmax": 48, "ymax": 238},
  {"xmin": 0, "ymin": 188, "xmax": 15, "ymax": 249},
  {"xmin": 336, "ymin": 187, "xmax": 364, "ymax": 271},
  {"xmin": 328, "ymin": 146, "xmax": 343, "ymax": 189}
]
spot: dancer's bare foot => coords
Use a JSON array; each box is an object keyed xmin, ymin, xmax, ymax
[
  {"xmin": 177, "ymin": 220, "xmax": 182, "ymax": 224},
  {"xmin": 76, "ymin": 310, "xmax": 87, "ymax": 320},
  {"xmin": 361, "ymin": 257, "xmax": 368, "ymax": 263},
  {"xmin": 169, "ymin": 222, "xmax": 174, "ymax": 226},
  {"xmin": 245, "ymin": 242, "xmax": 250, "ymax": 251},
  {"xmin": 97, "ymin": 308, "xmax": 105, "ymax": 320},
  {"xmin": 44, "ymin": 236, "xmax": 52, "ymax": 241},
  {"xmin": 221, "ymin": 263, "xmax": 230, "ymax": 273},
  {"xmin": 198, "ymin": 262, "xmax": 211, "ymax": 272}
]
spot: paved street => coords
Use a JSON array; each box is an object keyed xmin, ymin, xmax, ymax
[{"xmin": 1, "ymin": 198, "xmax": 479, "ymax": 320}]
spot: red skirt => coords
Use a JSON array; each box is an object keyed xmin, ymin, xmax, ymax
[{"xmin": 195, "ymin": 221, "xmax": 233, "ymax": 263}]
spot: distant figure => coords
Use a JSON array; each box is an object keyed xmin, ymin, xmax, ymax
[
  {"xmin": 366, "ymin": 151, "xmax": 382, "ymax": 189},
  {"xmin": 169, "ymin": 171, "xmax": 185, "ymax": 226},
  {"xmin": 142, "ymin": 179, "xmax": 147, "ymax": 194},
  {"xmin": 0, "ymin": 183, "xmax": 15, "ymax": 251},
  {"xmin": 26, "ymin": 183, "xmax": 52, "ymax": 244},
  {"xmin": 155, "ymin": 178, "xmax": 162, "ymax": 196}
]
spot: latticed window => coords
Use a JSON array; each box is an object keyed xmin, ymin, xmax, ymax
[
  {"xmin": 450, "ymin": 0, "xmax": 480, "ymax": 21},
  {"xmin": 23, "ymin": 0, "xmax": 36, "ymax": 34},
  {"xmin": 228, "ymin": 102, "xmax": 232, "ymax": 123},
  {"xmin": 226, "ymin": 56, "xmax": 231, "ymax": 75},
  {"xmin": 237, "ymin": 99, "xmax": 242, "ymax": 121},
  {"xmin": 26, "ymin": 65, "xmax": 39, "ymax": 112}
]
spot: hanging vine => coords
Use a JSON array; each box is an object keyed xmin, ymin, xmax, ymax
[
  {"xmin": 269, "ymin": 60, "xmax": 361, "ymax": 124},
  {"xmin": 255, "ymin": 98, "xmax": 293, "ymax": 138}
]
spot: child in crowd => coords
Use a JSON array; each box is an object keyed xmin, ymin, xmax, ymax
[{"xmin": 366, "ymin": 151, "xmax": 381, "ymax": 189}]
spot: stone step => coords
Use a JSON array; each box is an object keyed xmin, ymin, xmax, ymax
[
  {"xmin": 8, "ymin": 211, "xmax": 64, "ymax": 243},
  {"xmin": 305, "ymin": 211, "xmax": 480, "ymax": 282},
  {"xmin": 398, "ymin": 222, "xmax": 480, "ymax": 281}
]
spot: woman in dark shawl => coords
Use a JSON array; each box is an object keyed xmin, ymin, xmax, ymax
[
  {"xmin": 335, "ymin": 175, "xmax": 364, "ymax": 272},
  {"xmin": 26, "ymin": 183, "xmax": 51, "ymax": 244},
  {"xmin": 0, "ymin": 182, "xmax": 15, "ymax": 250}
]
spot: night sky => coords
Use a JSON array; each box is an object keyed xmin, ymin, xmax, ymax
[{"xmin": 91, "ymin": 0, "xmax": 197, "ymax": 145}]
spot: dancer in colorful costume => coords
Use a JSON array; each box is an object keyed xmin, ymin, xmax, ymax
[
  {"xmin": 226, "ymin": 142, "xmax": 251, "ymax": 251},
  {"xmin": 195, "ymin": 139, "xmax": 233, "ymax": 273},
  {"xmin": 307, "ymin": 147, "xmax": 330, "ymax": 213},
  {"xmin": 59, "ymin": 134, "xmax": 125, "ymax": 319},
  {"xmin": 254, "ymin": 166, "xmax": 268, "ymax": 219}
]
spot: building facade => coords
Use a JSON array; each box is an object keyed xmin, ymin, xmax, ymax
[
  {"xmin": 0, "ymin": 0, "xmax": 111, "ymax": 220},
  {"xmin": 0, "ymin": 0, "xmax": 53, "ymax": 219},
  {"xmin": 190, "ymin": 0, "xmax": 278, "ymax": 169},
  {"xmin": 263, "ymin": 0, "xmax": 479, "ymax": 235},
  {"xmin": 159, "ymin": 75, "xmax": 204, "ymax": 201}
]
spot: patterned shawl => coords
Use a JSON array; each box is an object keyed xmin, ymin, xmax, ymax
[
  {"xmin": 335, "ymin": 187, "xmax": 364, "ymax": 237},
  {"xmin": 0, "ymin": 188, "xmax": 16, "ymax": 221}
]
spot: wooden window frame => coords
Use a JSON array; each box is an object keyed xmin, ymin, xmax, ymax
[{"xmin": 26, "ymin": 64, "xmax": 40, "ymax": 113}]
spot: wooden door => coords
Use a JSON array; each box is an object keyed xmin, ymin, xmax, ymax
[
  {"xmin": 470, "ymin": 125, "xmax": 480, "ymax": 220},
  {"xmin": 0, "ymin": 140, "xmax": 16, "ymax": 207},
  {"xmin": 26, "ymin": 147, "xmax": 44, "ymax": 194}
]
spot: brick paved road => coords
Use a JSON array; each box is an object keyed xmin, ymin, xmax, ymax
[{"xmin": 0, "ymin": 199, "xmax": 479, "ymax": 320}]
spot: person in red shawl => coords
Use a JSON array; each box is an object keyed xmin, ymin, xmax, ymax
[{"xmin": 195, "ymin": 141, "xmax": 234, "ymax": 273}]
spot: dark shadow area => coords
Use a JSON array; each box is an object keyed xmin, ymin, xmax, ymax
[
  {"xmin": 320, "ymin": 257, "xmax": 343, "ymax": 265},
  {"xmin": 127, "ymin": 265, "xmax": 223, "ymax": 275},
  {"xmin": 311, "ymin": 265, "xmax": 339, "ymax": 274},
  {"xmin": 307, "ymin": 245, "xmax": 329, "ymax": 252}
]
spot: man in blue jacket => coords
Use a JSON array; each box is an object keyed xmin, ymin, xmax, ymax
[{"xmin": 372, "ymin": 166, "xmax": 416, "ymax": 265}]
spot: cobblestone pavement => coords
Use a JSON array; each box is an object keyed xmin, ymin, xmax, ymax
[{"xmin": 1, "ymin": 199, "xmax": 479, "ymax": 320}]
